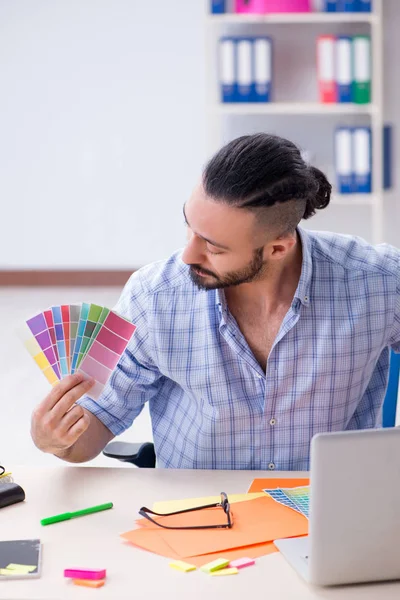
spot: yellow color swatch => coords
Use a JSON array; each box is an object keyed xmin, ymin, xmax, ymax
[{"xmin": 17, "ymin": 323, "xmax": 58, "ymax": 385}]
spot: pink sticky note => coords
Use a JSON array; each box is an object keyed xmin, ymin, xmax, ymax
[
  {"xmin": 229, "ymin": 558, "xmax": 255, "ymax": 569},
  {"xmin": 64, "ymin": 568, "xmax": 106, "ymax": 580}
]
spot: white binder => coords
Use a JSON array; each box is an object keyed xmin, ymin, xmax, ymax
[
  {"xmin": 254, "ymin": 37, "xmax": 272, "ymax": 102},
  {"xmin": 353, "ymin": 127, "xmax": 371, "ymax": 193},
  {"xmin": 335, "ymin": 127, "xmax": 353, "ymax": 194}
]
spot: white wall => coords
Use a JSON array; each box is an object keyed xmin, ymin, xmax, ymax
[
  {"xmin": 0, "ymin": 0, "xmax": 205, "ymax": 268},
  {"xmin": 0, "ymin": 0, "xmax": 398, "ymax": 270}
]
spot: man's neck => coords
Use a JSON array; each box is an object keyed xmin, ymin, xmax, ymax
[{"xmin": 225, "ymin": 234, "xmax": 303, "ymax": 313}]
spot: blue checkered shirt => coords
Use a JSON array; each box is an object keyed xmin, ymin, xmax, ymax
[{"xmin": 79, "ymin": 228, "xmax": 400, "ymax": 470}]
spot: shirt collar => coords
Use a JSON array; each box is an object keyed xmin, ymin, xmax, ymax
[
  {"xmin": 215, "ymin": 226, "xmax": 312, "ymax": 312},
  {"xmin": 294, "ymin": 226, "xmax": 312, "ymax": 307}
]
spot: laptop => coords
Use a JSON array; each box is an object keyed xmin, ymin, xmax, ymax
[{"xmin": 274, "ymin": 428, "xmax": 400, "ymax": 586}]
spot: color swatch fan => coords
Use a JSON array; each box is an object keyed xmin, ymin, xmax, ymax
[
  {"xmin": 18, "ymin": 304, "xmax": 136, "ymax": 400},
  {"xmin": 264, "ymin": 486, "xmax": 310, "ymax": 518}
]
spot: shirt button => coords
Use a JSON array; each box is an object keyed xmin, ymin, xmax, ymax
[
  {"xmin": 268, "ymin": 462, "xmax": 275, "ymax": 471},
  {"xmin": 269, "ymin": 418, "xmax": 277, "ymax": 426}
]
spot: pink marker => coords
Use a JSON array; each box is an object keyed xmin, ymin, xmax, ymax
[
  {"xmin": 228, "ymin": 558, "xmax": 255, "ymax": 569},
  {"xmin": 64, "ymin": 568, "xmax": 106, "ymax": 580}
]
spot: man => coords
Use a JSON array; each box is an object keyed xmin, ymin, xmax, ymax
[{"xmin": 31, "ymin": 133, "xmax": 400, "ymax": 470}]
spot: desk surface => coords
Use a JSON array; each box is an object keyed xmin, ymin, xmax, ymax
[{"xmin": 1, "ymin": 466, "xmax": 399, "ymax": 600}]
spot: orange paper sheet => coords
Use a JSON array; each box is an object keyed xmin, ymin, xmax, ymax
[
  {"xmin": 123, "ymin": 532, "xmax": 276, "ymax": 567},
  {"xmin": 248, "ymin": 478, "xmax": 309, "ymax": 493},
  {"xmin": 121, "ymin": 495, "xmax": 308, "ymax": 563}
]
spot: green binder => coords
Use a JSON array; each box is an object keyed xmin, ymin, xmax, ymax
[{"xmin": 352, "ymin": 35, "xmax": 371, "ymax": 104}]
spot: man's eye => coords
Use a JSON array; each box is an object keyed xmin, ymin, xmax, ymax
[{"xmin": 206, "ymin": 247, "xmax": 223, "ymax": 256}]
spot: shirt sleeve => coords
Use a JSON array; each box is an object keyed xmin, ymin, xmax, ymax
[
  {"xmin": 77, "ymin": 270, "xmax": 162, "ymax": 436},
  {"xmin": 389, "ymin": 252, "xmax": 400, "ymax": 354}
]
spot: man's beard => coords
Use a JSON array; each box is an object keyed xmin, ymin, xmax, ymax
[{"xmin": 188, "ymin": 247, "xmax": 266, "ymax": 291}]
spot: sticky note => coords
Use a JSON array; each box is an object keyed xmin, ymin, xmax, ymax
[
  {"xmin": 5, "ymin": 563, "xmax": 37, "ymax": 573},
  {"xmin": 0, "ymin": 569, "xmax": 17, "ymax": 576},
  {"xmin": 200, "ymin": 558, "xmax": 230, "ymax": 573},
  {"xmin": 72, "ymin": 578, "xmax": 105, "ymax": 588},
  {"xmin": 229, "ymin": 557, "xmax": 255, "ymax": 569},
  {"xmin": 169, "ymin": 560, "xmax": 196, "ymax": 573},
  {"xmin": 64, "ymin": 568, "xmax": 106, "ymax": 580},
  {"xmin": 211, "ymin": 567, "xmax": 239, "ymax": 577}
]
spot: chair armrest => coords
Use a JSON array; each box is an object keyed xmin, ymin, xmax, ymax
[{"xmin": 102, "ymin": 441, "xmax": 156, "ymax": 468}]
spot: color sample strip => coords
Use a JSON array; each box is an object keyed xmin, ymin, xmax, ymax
[
  {"xmin": 51, "ymin": 306, "xmax": 68, "ymax": 378},
  {"xmin": 77, "ymin": 311, "xmax": 136, "ymax": 400},
  {"xmin": 17, "ymin": 323, "xmax": 59, "ymax": 386},
  {"xmin": 263, "ymin": 489, "xmax": 302, "ymax": 515},
  {"xmin": 61, "ymin": 305, "xmax": 71, "ymax": 374},
  {"xmin": 69, "ymin": 304, "xmax": 81, "ymax": 373},
  {"xmin": 280, "ymin": 486, "xmax": 310, "ymax": 518},
  {"xmin": 26, "ymin": 312, "xmax": 61, "ymax": 380},
  {"xmin": 71, "ymin": 302, "xmax": 90, "ymax": 373},
  {"xmin": 44, "ymin": 309, "xmax": 60, "ymax": 375},
  {"xmin": 84, "ymin": 307, "xmax": 110, "ymax": 357},
  {"xmin": 76, "ymin": 304, "xmax": 105, "ymax": 369}
]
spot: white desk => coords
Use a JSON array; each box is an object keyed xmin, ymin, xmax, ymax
[{"xmin": 1, "ymin": 466, "xmax": 399, "ymax": 600}]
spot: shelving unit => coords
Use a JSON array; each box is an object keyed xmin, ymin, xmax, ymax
[
  {"xmin": 205, "ymin": 0, "xmax": 384, "ymax": 244},
  {"xmin": 208, "ymin": 12, "xmax": 377, "ymax": 24},
  {"xmin": 213, "ymin": 103, "xmax": 378, "ymax": 115}
]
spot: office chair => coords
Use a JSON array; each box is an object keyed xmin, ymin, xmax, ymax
[
  {"xmin": 102, "ymin": 441, "xmax": 156, "ymax": 468},
  {"xmin": 102, "ymin": 350, "xmax": 400, "ymax": 468},
  {"xmin": 382, "ymin": 350, "xmax": 400, "ymax": 428}
]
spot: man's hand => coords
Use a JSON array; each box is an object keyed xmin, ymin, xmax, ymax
[{"xmin": 31, "ymin": 374, "xmax": 95, "ymax": 456}]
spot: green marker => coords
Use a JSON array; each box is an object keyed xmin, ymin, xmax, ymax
[{"xmin": 40, "ymin": 502, "xmax": 113, "ymax": 526}]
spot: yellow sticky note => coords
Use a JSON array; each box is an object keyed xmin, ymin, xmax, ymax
[
  {"xmin": 153, "ymin": 493, "xmax": 265, "ymax": 513},
  {"xmin": 5, "ymin": 563, "xmax": 36, "ymax": 573},
  {"xmin": 0, "ymin": 569, "xmax": 16, "ymax": 576},
  {"xmin": 169, "ymin": 560, "xmax": 196, "ymax": 573},
  {"xmin": 200, "ymin": 558, "xmax": 230, "ymax": 573},
  {"xmin": 211, "ymin": 567, "xmax": 239, "ymax": 577}
]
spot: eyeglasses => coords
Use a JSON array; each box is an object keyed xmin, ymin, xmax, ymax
[{"xmin": 138, "ymin": 492, "xmax": 233, "ymax": 530}]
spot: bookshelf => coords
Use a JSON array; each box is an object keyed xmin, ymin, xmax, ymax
[{"xmin": 205, "ymin": 0, "xmax": 385, "ymax": 244}]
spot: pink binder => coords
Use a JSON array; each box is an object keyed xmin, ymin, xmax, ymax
[
  {"xmin": 235, "ymin": 0, "xmax": 266, "ymax": 13},
  {"xmin": 235, "ymin": 0, "xmax": 310, "ymax": 11},
  {"xmin": 265, "ymin": 0, "xmax": 310, "ymax": 10}
]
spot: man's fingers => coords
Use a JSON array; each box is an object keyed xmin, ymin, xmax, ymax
[
  {"xmin": 58, "ymin": 404, "xmax": 86, "ymax": 434},
  {"xmin": 64, "ymin": 412, "xmax": 91, "ymax": 446},
  {"xmin": 38, "ymin": 374, "xmax": 87, "ymax": 413},
  {"xmin": 50, "ymin": 378, "xmax": 95, "ymax": 420}
]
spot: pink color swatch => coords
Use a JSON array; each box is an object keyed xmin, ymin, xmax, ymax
[
  {"xmin": 78, "ymin": 311, "xmax": 136, "ymax": 400},
  {"xmin": 79, "ymin": 355, "xmax": 111, "ymax": 385},
  {"xmin": 95, "ymin": 327, "xmax": 128, "ymax": 355},
  {"xmin": 103, "ymin": 311, "xmax": 136, "ymax": 339},
  {"xmin": 89, "ymin": 340, "xmax": 120, "ymax": 370}
]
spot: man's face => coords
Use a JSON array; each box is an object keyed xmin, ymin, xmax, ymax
[{"xmin": 181, "ymin": 185, "xmax": 268, "ymax": 291}]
